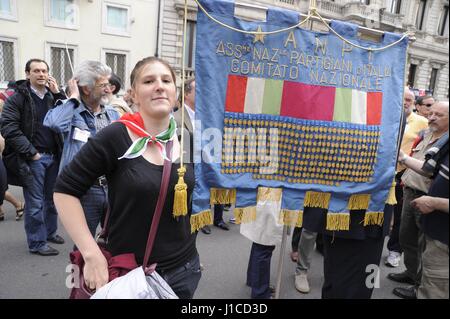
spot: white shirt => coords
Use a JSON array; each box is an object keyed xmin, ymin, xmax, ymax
[
  {"xmin": 185, "ymin": 104, "xmax": 195, "ymax": 131},
  {"xmin": 30, "ymin": 85, "xmax": 48, "ymax": 100}
]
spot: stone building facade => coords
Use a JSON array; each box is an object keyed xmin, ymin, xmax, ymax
[
  {"xmin": 0, "ymin": 0, "xmax": 159, "ymax": 90},
  {"xmin": 161, "ymin": 0, "xmax": 449, "ymax": 100}
]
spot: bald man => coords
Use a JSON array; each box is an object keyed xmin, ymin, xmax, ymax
[
  {"xmin": 397, "ymin": 101, "xmax": 449, "ymax": 299},
  {"xmin": 385, "ymin": 89, "xmax": 429, "ymax": 269},
  {"xmin": 389, "ymin": 101, "xmax": 448, "ymax": 299}
]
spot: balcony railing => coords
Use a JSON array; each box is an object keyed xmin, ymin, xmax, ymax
[
  {"xmin": 341, "ymin": 2, "xmax": 404, "ymax": 29},
  {"xmin": 276, "ymin": 0, "xmax": 299, "ymax": 6},
  {"xmin": 380, "ymin": 10, "xmax": 403, "ymax": 28},
  {"xmin": 317, "ymin": 0, "xmax": 344, "ymax": 17},
  {"xmin": 175, "ymin": 67, "xmax": 195, "ymax": 81},
  {"xmin": 343, "ymin": 2, "xmax": 378, "ymax": 20},
  {"xmin": 275, "ymin": 0, "xmax": 300, "ymax": 6}
]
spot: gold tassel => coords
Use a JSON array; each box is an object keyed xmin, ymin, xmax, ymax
[
  {"xmin": 257, "ymin": 187, "xmax": 282, "ymax": 202},
  {"xmin": 364, "ymin": 212, "xmax": 384, "ymax": 226},
  {"xmin": 304, "ymin": 191, "xmax": 331, "ymax": 209},
  {"xmin": 326, "ymin": 213, "xmax": 350, "ymax": 231},
  {"xmin": 234, "ymin": 207, "xmax": 256, "ymax": 224},
  {"xmin": 190, "ymin": 210, "xmax": 213, "ymax": 233},
  {"xmin": 279, "ymin": 209, "xmax": 303, "ymax": 227},
  {"xmin": 385, "ymin": 179, "xmax": 397, "ymax": 205},
  {"xmin": 210, "ymin": 188, "xmax": 236, "ymax": 205},
  {"xmin": 173, "ymin": 166, "xmax": 188, "ymax": 217},
  {"xmin": 348, "ymin": 194, "xmax": 371, "ymax": 210}
]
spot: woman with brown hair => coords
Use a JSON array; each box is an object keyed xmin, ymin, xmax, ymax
[{"xmin": 53, "ymin": 57, "xmax": 200, "ymax": 298}]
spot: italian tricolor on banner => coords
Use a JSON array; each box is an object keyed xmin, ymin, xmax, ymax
[{"xmin": 225, "ymin": 75, "xmax": 383, "ymax": 125}]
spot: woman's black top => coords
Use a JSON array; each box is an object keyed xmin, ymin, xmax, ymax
[{"xmin": 54, "ymin": 122, "xmax": 197, "ymax": 271}]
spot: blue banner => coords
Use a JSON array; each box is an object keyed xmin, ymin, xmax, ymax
[{"xmin": 191, "ymin": 0, "xmax": 407, "ymax": 232}]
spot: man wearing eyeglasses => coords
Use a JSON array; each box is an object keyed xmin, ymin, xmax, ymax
[
  {"xmin": 385, "ymin": 89, "xmax": 428, "ymax": 268},
  {"xmin": 44, "ymin": 60, "xmax": 120, "ymax": 238},
  {"xmin": 415, "ymin": 95, "xmax": 435, "ymax": 119}
]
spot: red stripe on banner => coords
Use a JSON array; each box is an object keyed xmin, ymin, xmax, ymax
[
  {"xmin": 367, "ymin": 92, "xmax": 383, "ymax": 125},
  {"xmin": 280, "ymin": 82, "xmax": 335, "ymax": 121},
  {"xmin": 225, "ymin": 75, "xmax": 247, "ymax": 113}
]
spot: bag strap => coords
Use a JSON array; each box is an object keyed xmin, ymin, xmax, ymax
[{"xmin": 142, "ymin": 140, "xmax": 173, "ymax": 271}]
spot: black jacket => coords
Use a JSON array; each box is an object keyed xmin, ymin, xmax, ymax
[{"xmin": 0, "ymin": 80, "xmax": 65, "ymax": 186}]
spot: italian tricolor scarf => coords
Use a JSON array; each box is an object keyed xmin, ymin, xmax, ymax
[{"xmin": 117, "ymin": 112, "xmax": 176, "ymax": 161}]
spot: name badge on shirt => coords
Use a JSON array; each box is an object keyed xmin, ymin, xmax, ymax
[{"xmin": 73, "ymin": 127, "xmax": 90, "ymax": 143}]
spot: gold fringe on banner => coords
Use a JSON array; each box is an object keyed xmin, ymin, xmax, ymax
[
  {"xmin": 233, "ymin": 207, "xmax": 257, "ymax": 224},
  {"xmin": 210, "ymin": 188, "xmax": 236, "ymax": 205},
  {"xmin": 279, "ymin": 209, "xmax": 303, "ymax": 227},
  {"xmin": 257, "ymin": 187, "xmax": 282, "ymax": 202},
  {"xmin": 348, "ymin": 194, "xmax": 371, "ymax": 210},
  {"xmin": 190, "ymin": 210, "xmax": 213, "ymax": 233},
  {"xmin": 304, "ymin": 191, "xmax": 331, "ymax": 209},
  {"xmin": 326, "ymin": 213, "xmax": 350, "ymax": 231},
  {"xmin": 385, "ymin": 179, "xmax": 397, "ymax": 205},
  {"xmin": 364, "ymin": 212, "xmax": 384, "ymax": 226}
]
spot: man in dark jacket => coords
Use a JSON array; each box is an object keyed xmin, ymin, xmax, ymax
[{"xmin": 0, "ymin": 59, "xmax": 66, "ymax": 256}]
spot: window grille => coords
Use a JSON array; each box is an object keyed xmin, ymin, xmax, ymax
[
  {"xmin": 50, "ymin": 46, "xmax": 74, "ymax": 88},
  {"xmin": 105, "ymin": 52, "xmax": 126, "ymax": 88},
  {"xmin": 0, "ymin": 40, "xmax": 15, "ymax": 83}
]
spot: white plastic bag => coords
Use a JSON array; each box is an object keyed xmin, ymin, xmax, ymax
[
  {"xmin": 91, "ymin": 267, "xmax": 178, "ymax": 299},
  {"xmin": 240, "ymin": 198, "xmax": 283, "ymax": 246}
]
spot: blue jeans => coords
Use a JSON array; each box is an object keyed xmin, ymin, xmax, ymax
[
  {"xmin": 23, "ymin": 154, "xmax": 59, "ymax": 251},
  {"xmin": 80, "ymin": 185, "xmax": 108, "ymax": 237},
  {"xmin": 159, "ymin": 254, "xmax": 202, "ymax": 299},
  {"xmin": 246, "ymin": 242, "xmax": 275, "ymax": 299}
]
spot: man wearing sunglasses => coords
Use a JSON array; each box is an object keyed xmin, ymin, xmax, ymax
[{"xmin": 415, "ymin": 95, "xmax": 435, "ymax": 119}]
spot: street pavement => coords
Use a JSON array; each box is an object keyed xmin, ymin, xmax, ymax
[{"xmin": 0, "ymin": 185, "xmax": 409, "ymax": 299}]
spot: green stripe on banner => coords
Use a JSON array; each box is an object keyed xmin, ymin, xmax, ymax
[
  {"xmin": 262, "ymin": 79, "xmax": 283, "ymax": 115},
  {"xmin": 333, "ymin": 88, "xmax": 352, "ymax": 122}
]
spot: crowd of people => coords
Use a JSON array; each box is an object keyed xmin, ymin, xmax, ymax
[{"xmin": 0, "ymin": 57, "xmax": 447, "ymax": 299}]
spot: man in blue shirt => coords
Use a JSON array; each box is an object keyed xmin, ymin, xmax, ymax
[{"xmin": 44, "ymin": 60, "xmax": 120, "ymax": 238}]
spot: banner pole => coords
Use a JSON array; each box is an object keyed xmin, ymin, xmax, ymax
[
  {"xmin": 395, "ymin": 40, "xmax": 411, "ymax": 162},
  {"xmin": 64, "ymin": 41, "xmax": 74, "ymax": 76},
  {"xmin": 274, "ymin": 225, "xmax": 288, "ymax": 299}
]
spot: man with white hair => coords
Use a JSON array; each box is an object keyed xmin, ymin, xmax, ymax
[
  {"xmin": 397, "ymin": 101, "xmax": 449, "ymax": 299},
  {"xmin": 44, "ymin": 60, "xmax": 120, "ymax": 237},
  {"xmin": 388, "ymin": 100, "xmax": 448, "ymax": 299},
  {"xmin": 385, "ymin": 88, "xmax": 428, "ymax": 268}
]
